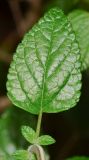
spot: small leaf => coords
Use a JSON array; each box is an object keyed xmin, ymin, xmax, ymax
[
  {"xmin": 7, "ymin": 8, "xmax": 82, "ymax": 114},
  {"xmin": 36, "ymin": 135, "xmax": 56, "ymax": 146},
  {"xmin": 68, "ymin": 10, "xmax": 89, "ymax": 70},
  {"xmin": 21, "ymin": 126, "xmax": 36, "ymax": 144},
  {"xmin": 13, "ymin": 150, "xmax": 29, "ymax": 160},
  {"xmin": 30, "ymin": 154, "xmax": 36, "ymax": 160}
]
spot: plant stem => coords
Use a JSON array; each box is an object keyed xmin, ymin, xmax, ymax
[
  {"xmin": 36, "ymin": 107, "xmax": 43, "ymax": 138},
  {"xmin": 36, "ymin": 75, "xmax": 45, "ymax": 138},
  {"xmin": 28, "ymin": 144, "xmax": 45, "ymax": 160}
]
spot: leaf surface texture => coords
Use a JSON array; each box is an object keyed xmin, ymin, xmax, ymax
[
  {"xmin": 7, "ymin": 8, "xmax": 81, "ymax": 114},
  {"xmin": 68, "ymin": 10, "xmax": 89, "ymax": 70}
]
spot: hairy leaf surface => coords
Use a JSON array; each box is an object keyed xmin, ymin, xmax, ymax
[
  {"xmin": 21, "ymin": 126, "xmax": 36, "ymax": 144},
  {"xmin": 13, "ymin": 150, "xmax": 30, "ymax": 160},
  {"xmin": 36, "ymin": 135, "xmax": 55, "ymax": 145},
  {"xmin": 68, "ymin": 10, "xmax": 89, "ymax": 70},
  {"xmin": 7, "ymin": 8, "xmax": 81, "ymax": 114},
  {"xmin": 13, "ymin": 150, "xmax": 36, "ymax": 160}
]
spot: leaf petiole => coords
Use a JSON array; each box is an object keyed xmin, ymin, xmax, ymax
[
  {"xmin": 36, "ymin": 73, "xmax": 46, "ymax": 139},
  {"xmin": 36, "ymin": 106, "xmax": 43, "ymax": 138}
]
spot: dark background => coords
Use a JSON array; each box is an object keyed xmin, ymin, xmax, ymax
[{"xmin": 0, "ymin": 0, "xmax": 89, "ymax": 159}]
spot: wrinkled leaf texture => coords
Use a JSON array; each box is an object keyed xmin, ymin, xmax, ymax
[
  {"xmin": 7, "ymin": 8, "xmax": 81, "ymax": 115},
  {"xmin": 68, "ymin": 10, "xmax": 89, "ymax": 70}
]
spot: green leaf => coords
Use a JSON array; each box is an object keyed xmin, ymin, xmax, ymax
[
  {"xmin": 13, "ymin": 149, "xmax": 50, "ymax": 160},
  {"xmin": 0, "ymin": 110, "xmax": 16, "ymax": 155},
  {"xmin": 7, "ymin": 8, "xmax": 81, "ymax": 114},
  {"xmin": 68, "ymin": 10, "xmax": 89, "ymax": 71},
  {"xmin": 30, "ymin": 154, "xmax": 36, "ymax": 160},
  {"xmin": 21, "ymin": 126, "xmax": 36, "ymax": 144},
  {"xmin": 67, "ymin": 156, "xmax": 89, "ymax": 160},
  {"xmin": 0, "ymin": 106, "xmax": 36, "ymax": 157},
  {"xmin": 13, "ymin": 150, "xmax": 29, "ymax": 160},
  {"xmin": 36, "ymin": 135, "xmax": 56, "ymax": 146}
]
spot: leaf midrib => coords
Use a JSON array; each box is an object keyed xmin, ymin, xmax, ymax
[{"xmin": 39, "ymin": 17, "xmax": 56, "ymax": 111}]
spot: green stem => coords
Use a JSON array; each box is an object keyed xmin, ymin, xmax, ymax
[
  {"xmin": 36, "ymin": 107, "xmax": 43, "ymax": 138},
  {"xmin": 36, "ymin": 75, "xmax": 45, "ymax": 138}
]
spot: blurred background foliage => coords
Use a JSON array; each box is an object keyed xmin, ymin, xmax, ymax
[
  {"xmin": 0, "ymin": 107, "xmax": 36, "ymax": 159},
  {"xmin": 1, "ymin": 0, "xmax": 89, "ymax": 160}
]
